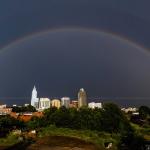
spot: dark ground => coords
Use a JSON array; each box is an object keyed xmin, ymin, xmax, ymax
[{"xmin": 0, "ymin": 136, "xmax": 100, "ymax": 150}]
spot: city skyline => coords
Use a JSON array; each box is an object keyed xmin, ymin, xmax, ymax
[{"xmin": 0, "ymin": 85, "xmax": 149, "ymax": 107}]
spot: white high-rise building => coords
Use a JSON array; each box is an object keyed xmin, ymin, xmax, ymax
[
  {"xmin": 61, "ymin": 97, "xmax": 70, "ymax": 108},
  {"xmin": 88, "ymin": 102, "xmax": 102, "ymax": 109},
  {"xmin": 31, "ymin": 86, "xmax": 39, "ymax": 108},
  {"xmin": 39, "ymin": 98, "xmax": 51, "ymax": 110}
]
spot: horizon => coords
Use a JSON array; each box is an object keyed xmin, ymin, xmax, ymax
[{"xmin": 1, "ymin": 96, "xmax": 150, "ymax": 107}]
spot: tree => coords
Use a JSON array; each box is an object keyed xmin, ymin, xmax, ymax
[
  {"xmin": 50, "ymin": 106, "xmax": 71, "ymax": 128},
  {"xmin": 27, "ymin": 116, "xmax": 44, "ymax": 130},
  {"xmin": 77, "ymin": 107, "xmax": 94, "ymax": 130},
  {"xmin": 26, "ymin": 105, "xmax": 36, "ymax": 112},
  {"xmin": 101, "ymin": 103, "xmax": 132, "ymax": 133},
  {"xmin": 118, "ymin": 132, "xmax": 145, "ymax": 150},
  {"xmin": 0, "ymin": 115, "xmax": 25, "ymax": 137},
  {"xmin": 68, "ymin": 107, "xmax": 80, "ymax": 129},
  {"xmin": 139, "ymin": 106, "xmax": 150, "ymax": 120},
  {"xmin": 43, "ymin": 107, "xmax": 58, "ymax": 125},
  {"xmin": 12, "ymin": 105, "xmax": 36, "ymax": 113}
]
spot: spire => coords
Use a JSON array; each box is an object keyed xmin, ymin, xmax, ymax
[
  {"xmin": 80, "ymin": 88, "xmax": 84, "ymax": 92},
  {"xmin": 33, "ymin": 85, "xmax": 36, "ymax": 91},
  {"xmin": 32, "ymin": 85, "xmax": 37, "ymax": 95}
]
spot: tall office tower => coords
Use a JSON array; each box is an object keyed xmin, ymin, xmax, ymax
[
  {"xmin": 78, "ymin": 88, "xmax": 87, "ymax": 108},
  {"xmin": 39, "ymin": 98, "xmax": 51, "ymax": 110},
  {"xmin": 61, "ymin": 97, "xmax": 70, "ymax": 108},
  {"xmin": 31, "ymin": 86, "xmax": 39, "ymax": 108}
]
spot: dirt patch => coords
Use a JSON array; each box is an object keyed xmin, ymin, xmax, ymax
[{"xmin": 26, "ymin": 136, "xmax": 100, "ymax": 150}]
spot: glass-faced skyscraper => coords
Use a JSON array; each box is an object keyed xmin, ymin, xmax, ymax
[
  {"xmin": 78, "ymin": 88, "xmax": 87, "ymax": 108},
  {"xmin": 31, "ymin": 86, "xmax": 39, "ymax": 108}
]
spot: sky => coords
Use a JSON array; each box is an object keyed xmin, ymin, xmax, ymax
[{"xmin": 0, "ymin": 0, "xmax": 150, "ymax": 106}]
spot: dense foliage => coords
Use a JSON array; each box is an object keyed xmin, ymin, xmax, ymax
[
  {"xmin": 130, "ymin": 105, "xmax": 150, "ymax": 127},
  {"xmin": 27, "ymin": 103, "xmax": 132, "ymax": 133},
  {"xmin": 118, "ymin": 131, "xmax": 146, "ymax": 150},
  {"xmin": 0, "ymin": 103, "xmax": 148, "ymax": 149},
  {"xmin": 26, "ymin": 103, "xmax": 147, "ymax": 149},
  {"xmin": 0, "ymin": 115, "xmax": 24, "ymax": 137},
  {"xmin": 12, "ymin": 105, "xmax": 36, "ymax": 113},
  {"xmin": 139, "ymin": 106, "xmax": 150, "ymax": 120}
]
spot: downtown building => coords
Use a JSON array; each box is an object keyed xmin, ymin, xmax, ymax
[
  {"xmin": 51, "ymin": 99, "xmax": 61, "ymax": 109},
  {"xmin": 78, "ymin": 88, "xmax": 87, "ymax": 108},
  {"xmin": 39, "ymin": 98, "xmax": 51, "ymax": 110},
  {"xmin": 30, "ymin": 86, "xmax": 89, "ymax": 110},
  {"xmin": 0, "ymin": 104, "xmax": 12, "ymax": 115},
  {"xmin": 61, "ymin": 97, "xmax": 70, "ymax": 108},
  {"xmin": 88, "ymin": 102, "xmax": 102, "ymax": 109},
  {"xmin": 31, "ymin": 86, "xmax": 51, "ymax": 110},
  {"xmin": 70, "ymin": 100, "xmax": 78, "ymax": 108},
  {"xmin": 31, "ymin": 86, "xmax": 39, "ymax": 109}
]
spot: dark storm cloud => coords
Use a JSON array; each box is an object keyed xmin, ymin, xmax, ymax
[
  {"xmin": 0, "ymin": 30, "xmax": 150, "ymax": 106},
  {"xmin": 0, "ymin": 1, "xmax": 150, "ymax": 106},
  {"xmin": 0, "ymin": 0, "xmax": 150, "ymax": 49}
]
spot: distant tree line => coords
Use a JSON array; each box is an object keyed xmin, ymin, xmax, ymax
[
  {"xmin": 27, "ymin": 103, "xmax": 131, "ymax": 133},
  {"xmin": 12, "ymin": 105, "xmax": 36, "ymax": 113}
]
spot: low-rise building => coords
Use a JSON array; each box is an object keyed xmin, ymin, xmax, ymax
[
  {"xmin": 10, "ymin": 111, "xmax": 43, "ymax": 122},
  {"xmin": 0, "ymin": 104, "xmax": 7, "ymax": 109},
  {"xmin": 39, "ymin": 98, "xmax": 50, "ymax": 110},
  {"xmin": 88, "ymin": 102, "xmax": 102, "ymax": 109},
  {"xmin": 70, "ymin": 100, "xmax": 78, "ymax": 108},
  {"xmin": 61, "ymin": 97, "xmax": 70, "ymax": 108},
  {"xmin": 24, "ymin": 104, "xmax": 29, "ymax": 107},
  {"xmin": 51, "ymin": 99, "xmax": 61, "ymax": 108},
  {"xmin": 0, "ymin": 104, "xmax": 12, "ymax": 115},
  {"xmin": 121, "ymin": 107, "xmax": 137, "ymax": 113}
]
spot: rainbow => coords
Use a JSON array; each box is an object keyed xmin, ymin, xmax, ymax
[{"xmin": 0, "ymin": 27, "xmax": 149, "ymax": 56}]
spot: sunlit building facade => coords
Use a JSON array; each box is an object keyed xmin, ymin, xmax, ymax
[
  {"xmin": 39, "ymin": 98, "xmax": 51, "ymax": 110},
  {"xmin": 51, "ymin": 99, "xmax": 61, "ymax": 108},
  {"xmin": 31, "ymin": 86, "xmax": 39, "ymax": 109},
  {"xmin": 78, "ymin": 88, "xmax": 87, "ymax": 108},
  {"xmin": 61, "ymin": 97, "xmax": 70, "ymax": 108},
  {"xmin": 88, "ymin": 102, "xmax": 102, "ymax": 109},
  {"xmin": 0, "ymin": 104, "xmax": 12, "ymax": 115}
]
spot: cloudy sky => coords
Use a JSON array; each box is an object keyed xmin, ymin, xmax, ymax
[{"xmin": 0, "ymin": 0, "xmax": 150, "ymax": 106}]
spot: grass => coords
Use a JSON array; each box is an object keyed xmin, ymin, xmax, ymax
[
  {"xmin": 131, "ymin": 123, "xmax": 150, "ymax": 134},
  {"xmin": 38, "ymin": 125, "xmax": 119, "ymax": 150},
  {"xmin": 0, "ymin": 134, "xmax": 19, "ymax": 147},
  {"xmin": 0, "ymin": 124, "xmax": 148, "ymax": 149},
  {"xmin": 0, "ymin": 126, "xmax": 118, "ymax": 149},
  {"xmin": 131, "ymin": 123, "xmax": 150, "ymax": 141}
]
